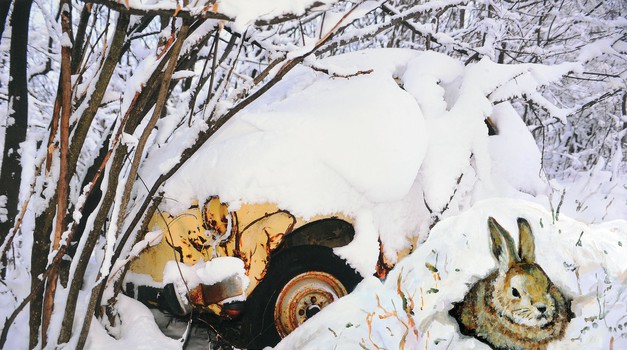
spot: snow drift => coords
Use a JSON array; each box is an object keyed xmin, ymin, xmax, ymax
[{"xmin": 274, "ymin": 199, "xmax": 627, "ymax": 350}]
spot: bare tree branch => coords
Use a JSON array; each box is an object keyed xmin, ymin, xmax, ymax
[
  {"xmin": 116, "ymin": 20, "xmax": 191, "ymax": 247},
  {"xmin": 41, "ymin": 2, "xmax": 74, "ymax": 346}
]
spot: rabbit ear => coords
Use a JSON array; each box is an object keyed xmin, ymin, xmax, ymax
[
  {"xmin": 488, "ymin": 217, "xmax": 520, "ymax": 269},
  {"xmin": 517, "ymin": 218, "xmax": 536, "ymax": 263}
]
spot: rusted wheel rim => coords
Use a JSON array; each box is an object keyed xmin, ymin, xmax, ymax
[{"xmin": 274, "ymin": 271, "xmax": 347, "ymax": 337}]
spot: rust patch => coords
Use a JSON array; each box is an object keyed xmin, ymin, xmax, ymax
[
  {"xmin": 201, "ymin": 275, "xmax": 244, "ymax": 305},
  {"xmin": 188, "ymin": 227, "xmax": 208, "ymax": 251},
  {"xmin": 375, "ymin": 241, "xmax": 394, "ymax": 279},
  {"xmin": 188, "ymin": 285, "xmax": 205, "ymax": 305},
  {"xmin": 202, "ymin": 197, "xmax": 231, "ymax": 235}
]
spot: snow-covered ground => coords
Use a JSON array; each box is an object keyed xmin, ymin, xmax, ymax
[
  {"xmin": 86, "ymin": 199, "xmax": 626, "ymax": 350},
  {"xmin": 275, "ymin": 199, "xmax": 626, "ymax": 350}
]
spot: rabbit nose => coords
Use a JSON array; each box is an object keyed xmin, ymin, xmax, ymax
[{"xmin": 536, "ymin": 304, "xmax": 547, "ymax": 313}]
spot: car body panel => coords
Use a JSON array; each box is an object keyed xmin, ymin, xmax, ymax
[{"xmin": 127, "ymin": 197, "xmax": 357, "ymax": 314}]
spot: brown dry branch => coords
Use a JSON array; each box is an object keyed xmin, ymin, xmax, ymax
[
  {"xmin": 395, "ymin": 274, "xmax": 417, "ymax": 337},
  {"xmin": 0, "ymin": 197, "xmax": 30, "ymax": 265},
  {"xmin": 45, "ymin": 80, "xmax": 62, "ymax": 175},
  {"xmin": 366, "ymin": 311, "xmax": 383, "ymax": 350},
  {"xmin": 307, "ymin": 65, "xmax": 374, "ymax": 78},
  {"xmin": 371, "ymin": 276, "xmax": 418, "ymax": 350},
  {"xmin": 41, "ymin": 2, "xmax": 74, "ymax": 346}
]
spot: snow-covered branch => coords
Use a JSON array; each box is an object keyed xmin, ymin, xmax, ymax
[{"xmin": 81, "ymin": 0, "xmax": 335, "ymax": 27}]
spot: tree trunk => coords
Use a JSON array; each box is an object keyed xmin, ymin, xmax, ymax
[
  {"xmin": 71, "ymin": 4, "xmax": 92, "ymax": 74},
  {"xmin": 3, "ymin": 5, "xmax": 35, "ymax": 347},
  {"xmin": 57, "ymin": 143, "xmax": 127, "ymax": 344},
  {"xmin": 0, "ymin": 0, "xmax": 11, "ymax": 45},
  {"xmin": 30, "ymin": 203, "xmax": 54, "ymax": 349},
  {"xmin": 0, "ymin": 0, "xmax": 32, "ymax": 251},
  {"xmin": 41, "ymin": 2, "xmax": 73, "ymax": 346},
  {"xmin": 68, "ymin": 13, "xmax": 130, "ymax": 178}
]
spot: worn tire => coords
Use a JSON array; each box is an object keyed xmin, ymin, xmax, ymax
[{"xmin": 241, "ymin": 245, "xmax": 362, "ymax": 349}]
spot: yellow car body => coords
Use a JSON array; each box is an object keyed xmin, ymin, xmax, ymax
[{"xmin": 127, "ymin": 197, "xmax": 364, "ymax": 308}]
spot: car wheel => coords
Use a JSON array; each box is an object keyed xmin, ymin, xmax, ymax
[{"xmin": 241, "ymin": 245, "xmax": 362, "ymax": 348}]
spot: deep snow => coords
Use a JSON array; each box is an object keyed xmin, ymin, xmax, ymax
[{"xmin": 274, "ymin": 199, "xmax": 626, "ymax": 350}]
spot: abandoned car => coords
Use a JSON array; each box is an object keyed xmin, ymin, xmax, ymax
[{"xmin": 124, "ymin": 197, "xmax": 403, "ymax": 348}]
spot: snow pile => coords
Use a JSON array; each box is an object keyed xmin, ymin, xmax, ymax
[
  {"xmin": 163, "ymin": 256, "xmax": 249, "ymax": 293},
  {"xmin": 157, "ymin": 49, "xmax": 428, "ymax": 274},
  {"xmin": 160, "ymin": 49, "xmax": 425, "ymax": 217},
  {"xmin": 488, "ymin": 102, "xmax": 547, "ymax": 197},
  {"xmin": 156, "ymin": 48, "xmax": 571, "ymax": 274},
  {"xmin": 86, "ymin": 295, "xmax": 183, "ymax": 350},
  {"xmin": 549, "ymin": 164, "xmax": 627, "ymax": 224},
  {"xmin": 274, "ymin": 199, "xmax": 627, "ymax": 350}
]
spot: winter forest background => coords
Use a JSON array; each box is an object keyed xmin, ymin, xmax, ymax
[{"xmin": 0, "ymin": 0, "xmax": 625, "ymax": 349}]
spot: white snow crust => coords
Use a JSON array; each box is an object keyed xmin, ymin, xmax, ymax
[
  {"xmin": 163, "ymin": 256, "xmax": 249, "ymax": 292},
  {"xmin": 86, "ymin": 295, "xmax": 183, "ymax": 350}
]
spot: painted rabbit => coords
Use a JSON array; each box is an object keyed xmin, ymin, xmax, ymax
[{"xmin": 449, "ymin": 217, "xmax": 572, "ymax": 350}]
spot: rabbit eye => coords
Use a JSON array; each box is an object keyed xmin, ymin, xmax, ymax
[{"xmin": 512, "ymin": 287, "xmax": 521, "ymax": 298}]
